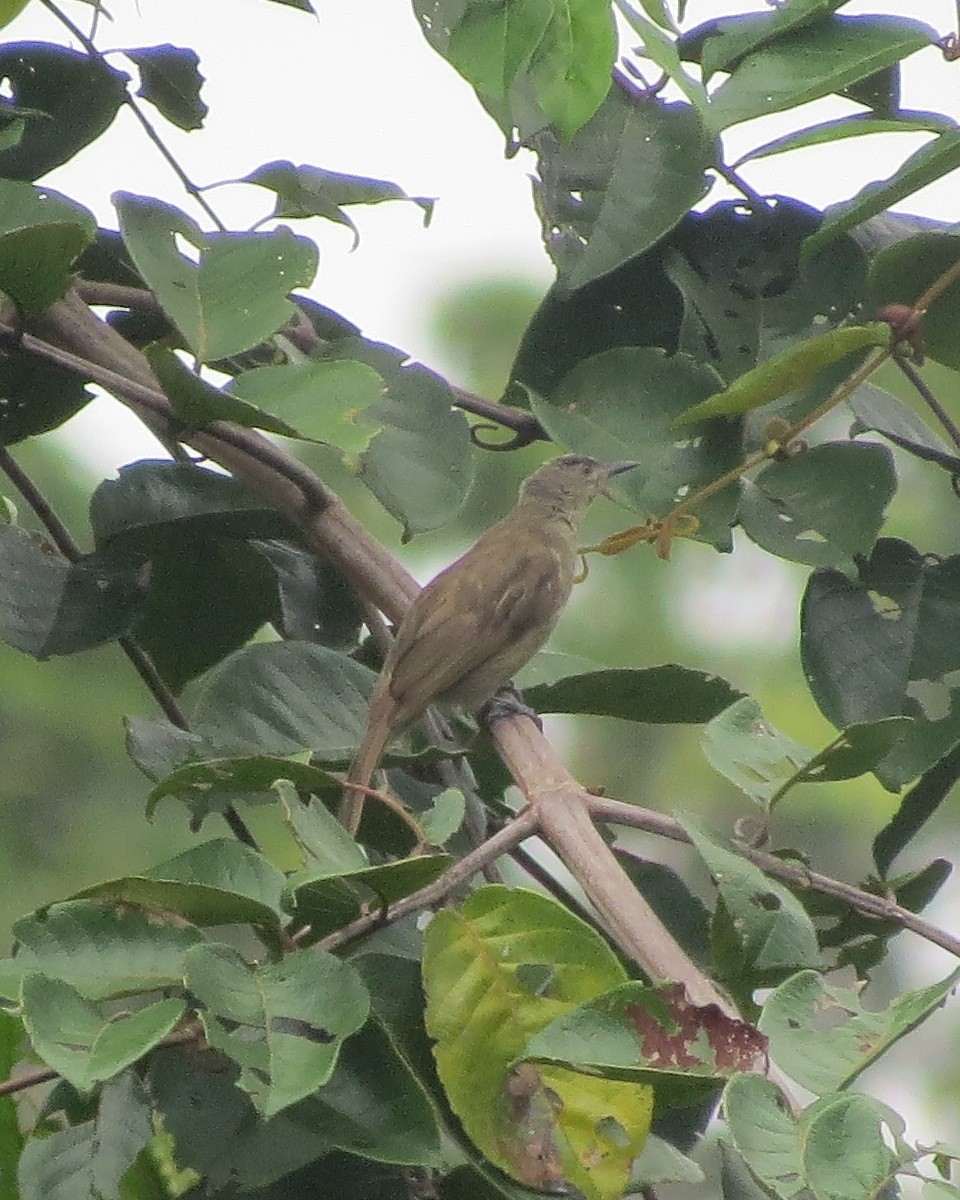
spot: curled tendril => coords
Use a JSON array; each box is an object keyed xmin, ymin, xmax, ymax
[
  {"xmin": 580, "ymin": 513, "xmax": 701, "ymax": 562},
  {"xmin": 469, "ymin": 422, "xmax": 541, "ymax": 451}
]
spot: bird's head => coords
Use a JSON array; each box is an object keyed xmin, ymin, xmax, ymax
[{"xmin": 519, "ymin": 454, "xmax": 638, "ymax": 517}]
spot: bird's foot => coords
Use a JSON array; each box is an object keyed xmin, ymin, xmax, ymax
[{"xmin": 481, "ymin": 685, "xmax": 543, "ymax": 731}]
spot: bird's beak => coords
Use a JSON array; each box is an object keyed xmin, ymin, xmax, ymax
[{"xmin": 600, "ymin": 460, "xmax": 638, "ymax": 501}]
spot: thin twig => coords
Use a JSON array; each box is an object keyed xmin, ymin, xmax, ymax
[
  {"xmin": 587, "ymin": 797, "xmax": 960, "ymax": 961},
  {"xmin": 41, "ymin": 0, "xmax": 226, "ymax": 231},
  {"xmin": 0, "ymin": 447, "xmax": 259, "ymax": 850},
  {"xmin": 894, "ymin": 354, "xmax": 960, "ymax": 453}
]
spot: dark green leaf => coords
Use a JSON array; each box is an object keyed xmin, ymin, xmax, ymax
[
  {"xmin": 17, "ymin": 1125, "xmax": 98, "ymax": 1200},
  {"xmin": 0, "ymin": 525, "xmax": 142, "ymax": 659},
  {"xmin": 614, "ymin": 852, "xmax": 712, "ymax": 969},
  {"xmin": 0, "ymin": 179, "xmax": 96, "ymax": 313},
  {"xmin": 734, "ymin": 111, "xmax": 956, "ymax": 167},
  {"xmin": 849, "ymin": 383, "xmax": 960, "ymax": 473},
  {"xmin": 146, "ymin": 755, "xmax": 339, "ymax": 822},
  {"xmin": 739, "ymin": 441, "xmax": 897, "ymax": 572},
  {"xmin": 185, "ymin": 942, "xmax": 369, "ymax": 1117},
  {"xmin": 3, "ymin": 900, "xmax": 203, "ymax": 1000},
  {"xmin": 241, "ymin": 160, "xmax": 434, "ymax": 245},
  {"xmin": 0, "ymin": 348, "xmax": 92, "ymax": 445},
  {"xmin": 721, "ymin": 1075, "xmax": 802, "ymax": 1200},
  {"xmin": 701, "ymin": 698, "xmax": 811, "ymax": 807},
  {"xmin": 91, "ymin": 1071, "xmax": 155, "ymax": 1199},
  {"xmin": 115, "ymin": 192, "xmax": 319, "ymax": 362},
  {"xmin": 805, "ymin": 131, "xmax": 960, "ymax": 257},
  {"xmin": 679, "ymin": 3, "xmax": 849, "ymax": 78},
  {"xmin": 90, "ymin": 460, "xmax": 290, "ymax": 548},
  {"xmin": 124, "ymin": 715, "xmax": 206, "ymax": 782},
  {"xmin": 522, "ymin": 664, "xmax": 744, "ymax": 723},
  {"xmin": 252, "ymin": 539, "xmax": 363, "ymax": 648},
  {"xmin": 190, "ymin": 641, "xmax": 376, "ymax": 759},
  {"xmin": 706, "ymin": 16, "xmax": 936, "ymax": 130},
  {"xmin": 867, "ymin": 232, "xmax": 960, "ymax": 371},
  {"xmin": 0, "ymin": 1010, "xmax": 23, "ymax": 1200},
  {"xmin": 125, "ymin": 44, "xmax": 208, "ymax": 131},
  {"xmin": 0, "ymin": 43, "xmax": 127, "ymax": 180},
  {"xmin": 873, "ymin": 741, "xmax": 960, "ymax": 877},
  {"xmin": 532, "ymin": 93, "xmax": 716, "ymax": 291},
  {"xmin": 801, "ymin": 538, "xmax": 960, "ymax": 787},
  {"xmin": 530, "ymin": 346, "xmax": 741, "ymax": 548}
]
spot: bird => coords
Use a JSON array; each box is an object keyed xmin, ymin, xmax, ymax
[{"xmin": 338, "ymin": 453, "xmax": 638, "ymax": 833}]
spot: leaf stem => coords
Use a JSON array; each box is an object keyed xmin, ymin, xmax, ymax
[{"xmin": 894, "ymin": 354, "xmax": 960, "ymax": 453}]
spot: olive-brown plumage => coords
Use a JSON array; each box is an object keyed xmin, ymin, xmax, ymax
[{"xmin": 339, "ymin": 454, "xmax": 636, "ymax": 831}]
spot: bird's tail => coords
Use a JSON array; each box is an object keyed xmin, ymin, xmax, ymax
[{"xmin": 338, "ymin": 686, "xmax": 395, "ymax": 835}]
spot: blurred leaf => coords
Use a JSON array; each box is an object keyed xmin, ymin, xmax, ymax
[
  {"xmin": 614, "ymin": 852, "xmax": 712, "ymax": 968},
  {"xmin": 73, "ymin": 838, "xmax": 288, "ymax": 929},
  {"xmin": 90, "ymin": 1071, "xmax": 155, "ymax": 1199},
  {"xmin": 0, "ymin": 525, "xmax": 141, "ymax": 658},
  {"xmin": 0, "ymin": 0, "xmax": 29, "ymax": 28},
  {"xmin": 676, "ymin": 325, "xmax": 887, "ymax": 424},
  {"xmin": 185, "ymin": 942, "xmax": 369, "ymax": 1117},
  {"xmin": 801, "ymin": 538, "xmax": 960, "ymax": 788},
  {"xmin": 805, "ymin": 131, "xmax": 960, "ymax": 257},
  {"xmin": 124, "ymin": 715, "xmax": 207, "ymax": 782},
  {"xmin": 228, "ymin": 357, "xmax": 386, "ymax": 451},
  {"xmin": 424, "ymin": 885, "xmax": 649, "ymax": 1197},
  {"xmin": 90, "ymin": 460, "xmax": 289, "ymax": 548},
  {"xmin": 533, "ymin": 93, "xmax": 716, "ymax": 291},
  {"xmin": 631, "ymin": 1134, "xmax": 705, "ymax": 1189},
  {"xmin": 734, "ymin": 111, "xmax": 956, "ymax": 166},
  {"xmin": 125, "ymin": 44, "xmax": 208, "ymax": 130},
  {"xmin": 0, "ymin": 180, "xmax": 96, "ymax": 313},
  {"xmin": 866, "ymin": 232, "xmax": 960, "ymax": 371},
  {"xmin": 419, "ymin": 787, "xmax": 466, "ymax": 846},
  {"xmin": 873, "ymin": 741, "xmax": 960, "ymax": 876},
  {"xmin": 414, "ymin": 0, "xmax": 616, "ymax": 140},
  {"xmin": 759, "ymin": 968, "xmax": 960, "ymax": 1096},
  {"xmin": 2, "ymin": 900, "xmax": 203, "ymax": 1001},
  {"xmin": 190, "ymin": 641, "xmax": 375, "ymax": 759},
  {"xmin": 0, "ymin": 350, "xmax": 92, "ymax": 445},
  {"xmin": 115, "ymin": 192, "xmax": 318, "ymax": 361},
  {"xmin": 524, "ymin": 664, "xmax": 744, "ymax": 723},
  {"xmin": 146, "ymin": 755, "xmax": 338, "ymax": 822},
  {"xmin": 0, "ymin": 42, "xmax": 127, "ymax": 180},
  {"xmin": 0, "ymin": 1010, "xmax": 22, "ymax": 1199},
  {"xmin": 241, "ymin": 160, "xmax": 434, "ymax": 245},
  {"xmin": 21, "ymin": 973, "xmax": 183, "ymax": 1090},
  {"xmin": 682, "ymin": 820, "xmax": 822, "ymax": 988},
  {"xmin": 739, "ymin": 442, "xmax": 897, "ymax": 572},
  {"xmin": 706, "ymin": 16, "xmax": 936, "ymax": 130},
  {"xmin": 530, "ymin": 346, "xmax": 740, "ymax": 548},
  {"xmin": 18, "ymin": 1125, "xmax": 99, "ymax": 1200}
]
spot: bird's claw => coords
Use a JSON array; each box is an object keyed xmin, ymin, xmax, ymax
[{"xmin": 481, "ymin": 686, "xmax": 543, "ymax": 731}]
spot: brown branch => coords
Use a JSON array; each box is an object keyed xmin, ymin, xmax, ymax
[{"xmin": 587, "ymin": 797, "xmax": 960, "ymax": 961}]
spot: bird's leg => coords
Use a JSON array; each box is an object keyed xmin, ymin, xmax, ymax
[{"xmin": 481, "ymin": 685, "xmax": 543, "ymax": 731}]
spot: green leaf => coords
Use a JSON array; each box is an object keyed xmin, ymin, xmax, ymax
[
  {"xmin": 632, "ymin": 1135, "xmax": 705, "ymax": 1189},
  {"xmin": 18, "ymin": 1126, "xmax": 99, "ymax": 1200},
  {"xmin": 866, "ymin": 232, "xmax": 960, "ymax": 372},
  {"xmin": 873, "ymin": 742, "xmax": 960, "ymax": 877},
  {"xmin": 675, "ymin": 324, "xmax": 888, "ymax": 424},
  {"xmin": 0, "ymin": 1010, "xmax": 23, "ymax": 1200},
  {"xmin": 90, "ymin": 1071, "xmax": 155, "ymax": 1199},
  {"xmin": 125, "ymin": 44, "xmax": 208, "ymax": 130},
  {"xmin": 722, "ymin": 1075, "xmax": 804, "ymax": 1200},
  {"xmin": 146, "ymin": 754, "xmax": 338, "ymax": 821},
  {"xmin": 419, "ymin": 787, "xmax": 467, "ymax": 846},
  {"xmin": 706, "ymin": 16, "xmax": 936, "ymax": 130},
  {"xmin": 734, "ymin": 111, "xmax": 956, "ymax": 167},
  {"xmin": 0, "ymin": 43, "xmax": 127, "ymax": 180},
  {"xmin": 805, "ymin": 131, "xmax": 960, "ymax": 257},
  {"xmin": 681, "ymin": 820, "xmax": 822, "ymax": 983},
  {"xmin": 759, "ymin": 968, "xmax": 960, "ymax": 1096},
  {"xmin": 849, "ymin": 383, "xmax": 960, "ymax": 474},
  {"xmin": 282, "ymin": 789, "xmax": 369, "ymax": 872},
  {"xmin": 424, "ymin": 885, "xmax": 649, "ymax": 1198},
  {"xmin": 90, "ymin": 459, "xmax": 289, "ymax": 548},
  {"xmin": 228, "ymin": 357, "xmax": 387, "ymax": 451},
  {"xmin": 124, "ymin": 715, "xmax": 207, "ymax": 782},
  {"xmin": 252, "ymin": 538, "xmax": 364, "ymax": 648},
  {"xmin": 21, "ymin": 973, "xmax": 183, "ymax": 1091},
  {"xmin": 530, "ymin": 346, "xmax": 741, "ymax": 548},
  {"xmin": 802, "ymin": 1094, "xmax": 903, "ymax": 1200},
  {"xmin": 801, "ymin": 538, "xmax": 960, "ymax": 788},
  {"xmin": 73, "ymin": 838, "xmax": 288, "ymax": 930},
  {"xmin": 114, "ymin": 192, "xmax": 319, "ymax": 361},
  {"xmin": 701, "ymin": 698, "xmax": 812, "ymax": 808},
  {"xmin": 241, "ymin": 160, "xmax": 434, "ymax": 245},
  {"xmin": 415, "ymin": 0, "xmax": 616, "ymax": 140},
  {"xmin": 185, "ymin": 942, "xmax": 369, "ymax": 1117},
  {"xmin": 344, "ymin": 342, "xmax": 473, "ymax": 539},
  {"xmin": 190, "ymin": 641, "xmax": 376, "ymax": 759},
  {"xmin": 0, "ymin": 179, "xmax": 96, "ymax": 313},
  {"xmin": 523, "ymin": 664, "xmax": 744, "ymax": 723},
  {"xmin": 739, "ymin": 441, "xmax": 897, "ymax": 572},
  {"xmin": 0, "ymin": 0, "xmax": 30, "ymax": 29},
  {"xmin": 616, "ymin": 7, "xmax": 706, "ymax": 113},
  {"xmin": 3, "ymin": 900, "xmax": 203, "ymax": 1001},
  {"xmin": 0, "ymin": 525, "xmax": 142, "ymax": 658},
  {"xmin": 0, "ymin": 348, "xmax": 92, "ymax": 446},
  {"xmin": 533, "ymin": 93, "xmax": 716, "ymax": 291}
]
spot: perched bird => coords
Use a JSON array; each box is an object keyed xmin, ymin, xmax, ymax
[{"xmin": 339, "ymin": 454, "xmax": 638, "ymax": 832}]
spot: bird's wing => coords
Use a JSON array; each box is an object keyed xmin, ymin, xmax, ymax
[{"xmin": 385, "ymin": 541, "xmax": 569, "ymax": 724}]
